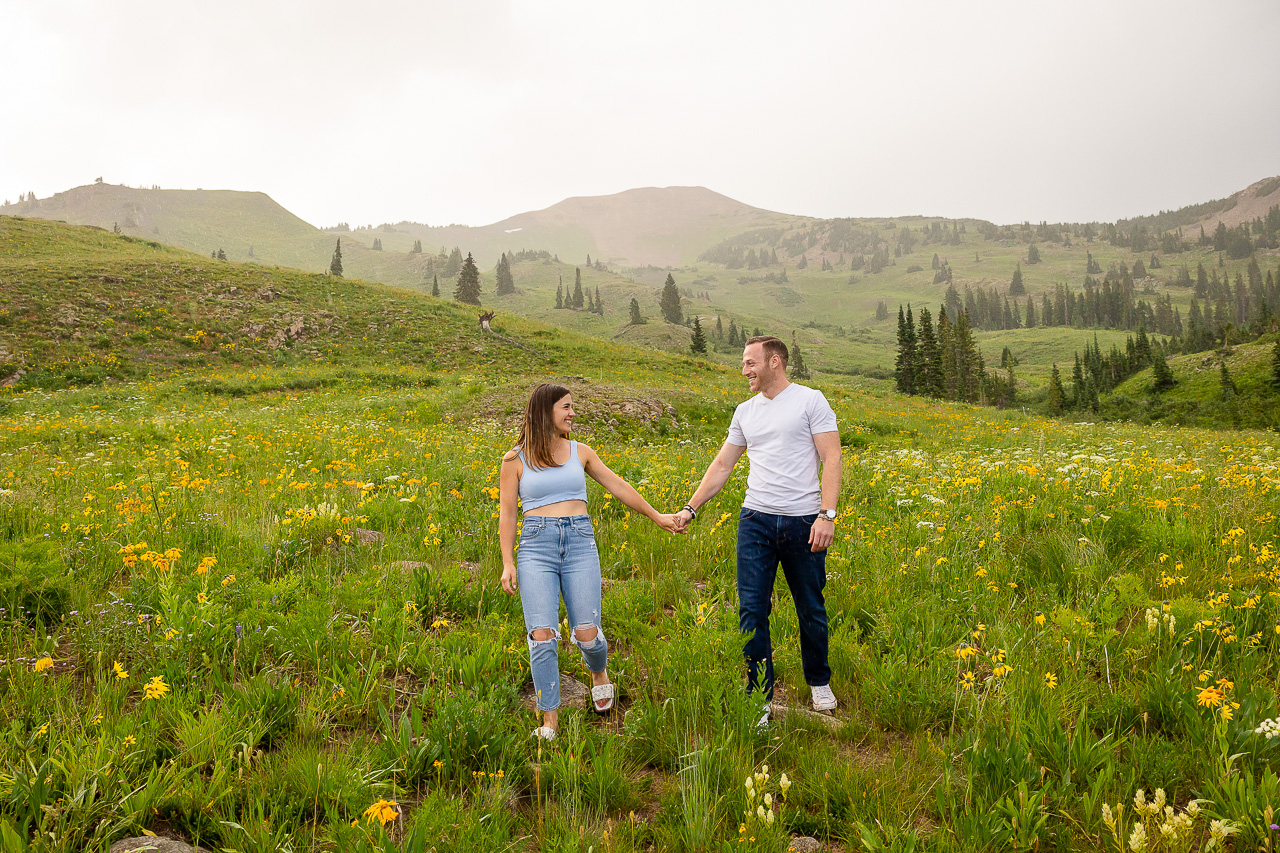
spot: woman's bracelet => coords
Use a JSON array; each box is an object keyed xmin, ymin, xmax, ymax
[{"xmin": 682, "ymin": 504, "xmax": 697, "ymax": 519}]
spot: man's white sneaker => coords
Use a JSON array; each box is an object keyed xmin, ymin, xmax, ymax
[
  {"xmin": 755, "ymin": 702, "xmax": 772, "ymax": 731},
  {"xmin": 811, "ymin": 684, "xmax": 838, "ymax": 712}
]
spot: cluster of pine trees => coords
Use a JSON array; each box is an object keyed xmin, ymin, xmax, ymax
[
  {"xmin": 1177, "ymin": 258, "xmax": 1280, "ymax": 353},
  {"xmin": 894, "ymin": 305, "xmax": 1015, "ymax": 407},
  {"xmin": 421, "ymin": 247, "xmax": 465, "ymax": 279},
  {"xmin": 554, "ymin": 268, "xmax": 603, "ymax": 314},
  {"xmin": 1044, "ymin": 330, "xmax": 1176, "ymax": 414}
]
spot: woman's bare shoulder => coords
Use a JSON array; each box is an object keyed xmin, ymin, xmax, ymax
[{"xmin": 502, "ymin": 447, "xmax": 522, "ymax": 464}]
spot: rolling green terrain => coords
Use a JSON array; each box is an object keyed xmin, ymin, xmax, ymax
[
  {"xmin": 7, "ymin": 178, "xmax": 1280, "ymax": 405},
  {"xmin": 1, "ymin": 214, "xmax": 1279, "ymax": 853}
]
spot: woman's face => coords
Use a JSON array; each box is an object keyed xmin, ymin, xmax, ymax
[{"xmin": 552, "ymin": 393, "xmax": 574, "ymax": 435}]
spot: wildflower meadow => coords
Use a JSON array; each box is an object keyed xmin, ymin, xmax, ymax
[
  {"xmin": 1, "ymin": 217, "xmax": 1278, "ymax": 852},
  {"xmin": 0, "ymin": 359, "xmax": 1277, "ymax": 853}
]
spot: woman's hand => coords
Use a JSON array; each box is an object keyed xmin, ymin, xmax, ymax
[
  {"xmin": 500, "ymin": 565, "xmax": 518, "ymax": 594},
  {"xmin": 656, "ymin": 513, "xmax": 687, "ymax": 535}
]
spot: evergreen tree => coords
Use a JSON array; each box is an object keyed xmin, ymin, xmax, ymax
[
  {"xmin": 916, "ymin": 308, "xmax": 941, "ymax": 397},
  {"xmin": 1027, "ymin": 244, "xmax": 1041, "ymax": 264},
  {"xmin": 628, "ymin": 297, "xmax": 645, "ymax": 325},
  {"xmin": 431, "ymin": 275, "xmax": 439, "ymax": 298},
  {"xmin": 953, "ymin": 311, "xmax": 981, "ymax": 402},
  {"xmin": 1271, "ymin": 339, "xmax": 1280, "ymax": 389},
  {"xmin": 411, "ymin": 239, "xmax": 423, "ymax": 254},
  {"xmin": 1071, "ymin": 354, "xmax": 1085, "ymax": 408},
  {"xmin": 690, "ymin": 317, "xmax": 707, "ymax": 354},
  {"xmin": 572, "ymin": 268, "xmax": 584, "ymax": 309},
  {"xmin": 1047, "ymin": 364, "xmax": 1066, "ymax": 415},
  {"xmin": 1219, "ymin": 362, "xmax": 1237, "ymax": 398},
  {"xmin": 216, "ymin": 248, "xmax": 227, "ymax": 261},
  {"xmin": 330, "ymin": 239, "xmax": 344, "ymax": 277},
  {"xmin": 1152, "ymin": 350, "xmax": 1176, "ymax": 392},
  {"xmin": 586, "ymin": 290, "xmax": 595, "ymax": 312},
  {"xmin": 894, "ymin": 305, "xmax": 917, "ymax": 395},
  {"xmin": 495, "ymin": 253, "xmax": 515, "ymax": 296},
  {"xmin": 789, "ymin": 333, "xmax": 810, "ymax": 380},
  {"xmin": 454, "ymin": 252, "xmax": 482, "ymax": 305},
  {"xmin": 727, "ymin": 319, "xmax": 739, "ymax": 347},
  {"xmin": 1024, "ymin": 297, "xmax": 1036, "ymax": 328},
  {"xmin": 372, "ymin": 238, "xmax": 383, "ymax": 251},
  {"xmin": 594, "ymin": 286, "xmax": 603, "ymax": 315},
  {"xmin": 659, "ymin": 273, "xmax": 683, "ymax": 324},
  {"xmin": 555, "ymin": 280, "xmax": 564, "ymax": 310},
  {"xmin": 715, "ymin": 316, "xmax": 724, "ymax": 340},
  {"xmin": 1009, "ymin": 263, "xmax": 1025, "ymax": 296}
]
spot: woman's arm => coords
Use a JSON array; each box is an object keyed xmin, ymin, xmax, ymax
[
  {"xmin": 579, "ymin": 443, "xmax": 681, "ymax": 532},
  {"xmin": 498, "ymin": 451, "xmax": 522, "ymax": 593}
]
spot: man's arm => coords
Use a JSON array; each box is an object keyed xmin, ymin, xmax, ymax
[
  {"xmin": 808, "ymin": 430, "xmax": 842, "ymax": 552},
  {"xmin": 675, "ymin": 440, "xmax": 746, "ymax": 529}
]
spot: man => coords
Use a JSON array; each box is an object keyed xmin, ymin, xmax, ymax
[{"xmin": 675, "ymin": 335, "xmax": 842, "ymax": 722}]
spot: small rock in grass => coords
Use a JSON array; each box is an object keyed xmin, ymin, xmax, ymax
[{"xmin": 111, "ymin": 838, "xmax": 213, "ymax": 853}]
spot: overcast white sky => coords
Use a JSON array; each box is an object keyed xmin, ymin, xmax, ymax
[{"xmin": 3, "ymin": 0, "xmax": 1278, "ymax": 228}]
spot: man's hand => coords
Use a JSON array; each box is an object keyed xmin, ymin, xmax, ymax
[
  {"xmin": 809, "ymin": 517, "xmax": 835, "ymax": 552},
  {"xmin": 674, "ymin": 508, "xmax": 693, "ymax": 533},
  {"xmin": 656, "ymin": 513, "xmax": 687, "ymax": 534}
]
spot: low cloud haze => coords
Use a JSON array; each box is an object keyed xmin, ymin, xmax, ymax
[{"xmin": 3, "ymin": 0, "xmax": 1277, "ymax": 228}]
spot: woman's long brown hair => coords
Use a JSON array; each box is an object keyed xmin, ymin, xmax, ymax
[{"xmin": 517, "ymin": 383, "xmax": 571, "ymax": 469}]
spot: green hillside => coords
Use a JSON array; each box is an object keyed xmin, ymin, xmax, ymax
[
  {"xmin": 0, "ymin": 216, "xmax": 719, "ymax": 403},
  {"xmin": 1100, "ymin": 335, "xmax": 1280, "ymax": 429},
  {"xmin": 9, "ymin": 180, "xmax": 1279, "ymax": 404},
  {"xmin": 0, "ymin": 184, "xmax": 429, "ymax": 290}
]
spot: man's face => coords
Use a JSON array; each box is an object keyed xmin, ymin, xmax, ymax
[{"xmin": 742, "ymin": 343, "xmax": 779, "ymax": 393}]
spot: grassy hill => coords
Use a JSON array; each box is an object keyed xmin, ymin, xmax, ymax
[
  {"xmin": 1100, "ymin": 335, "xmax": 1280, "ymax": 429},
  {"xmin": 0, "ymin": 184, "xmax": 431, "ymax": 290},
  {"xmin": 0, "ymin": 216, "xmax": 727, "ymax": 408}
]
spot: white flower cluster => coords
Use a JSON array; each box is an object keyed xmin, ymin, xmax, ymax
[
  {"xmin": 1144, "ymin": 607, "xmax": 1176, "ymax": 637},
  {"xmin": 743, "ymin": 764, "xmax": 790, "ymax": 828},
  {"xmin": 1104, "ymin": 791, "xmax": 1213, "ymax": 853},
  {"xmin": 1255, "ymin": 717, "xmax": 1280, "ymax": 739}
]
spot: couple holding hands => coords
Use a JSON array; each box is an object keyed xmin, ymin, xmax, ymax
[{"xmin": 498, "ymin": 336, "xmax": 843, "ymax": 739}]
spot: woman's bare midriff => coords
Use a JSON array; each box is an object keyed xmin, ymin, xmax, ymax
[{"xmin": 523, "ymin": 499, "xmax": 589, "ymax": 517}]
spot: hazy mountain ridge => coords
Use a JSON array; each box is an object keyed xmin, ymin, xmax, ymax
[{"xmin": 1116, "ymin": 177, "xmax": 1280, "ymax": 235}]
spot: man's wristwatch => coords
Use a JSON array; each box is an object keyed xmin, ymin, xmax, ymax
[
  {"xmin": 682, "ymin": 504, "xmax": 698, "ymax": 519},
  {"xmin": 818, "ymin": 509, "xmax": 837, "ymax": 522}
]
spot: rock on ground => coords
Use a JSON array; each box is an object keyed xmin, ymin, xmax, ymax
[{"xmin": 110, "ymin": 838, "xmax": 212, "ymax": 853}]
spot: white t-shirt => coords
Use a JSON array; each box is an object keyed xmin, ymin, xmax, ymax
[{"xmin": 726, "ymin": 382, "xmax": 838, "ymax": 516}]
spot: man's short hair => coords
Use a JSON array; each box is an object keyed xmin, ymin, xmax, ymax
[{"xmin": 745, "ymin": 335, "xmax": 788, "ymax": 367}]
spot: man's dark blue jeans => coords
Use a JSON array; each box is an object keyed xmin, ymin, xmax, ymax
[{"xmin": 736, "ymin": 508, "xmax": 831, "ymax": 699}]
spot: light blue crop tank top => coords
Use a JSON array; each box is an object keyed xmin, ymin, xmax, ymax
[{"xmin": 517, "ymin": 440, "xmax": 589, "ymax": 512}]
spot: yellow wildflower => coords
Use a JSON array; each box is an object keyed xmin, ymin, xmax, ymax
[{"xmin": 143, "ymin": 675, "xmax": 169, "ymax": 700}]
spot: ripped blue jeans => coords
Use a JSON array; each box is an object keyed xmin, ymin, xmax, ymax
[{"xmin": 517, "ymin": 515, "xmax": 608, "ymax": 711}]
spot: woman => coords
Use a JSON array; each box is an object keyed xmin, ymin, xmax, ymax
[{"xmin": 499, "ymin": 383, "xmax": 680, "ymax": 740}]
